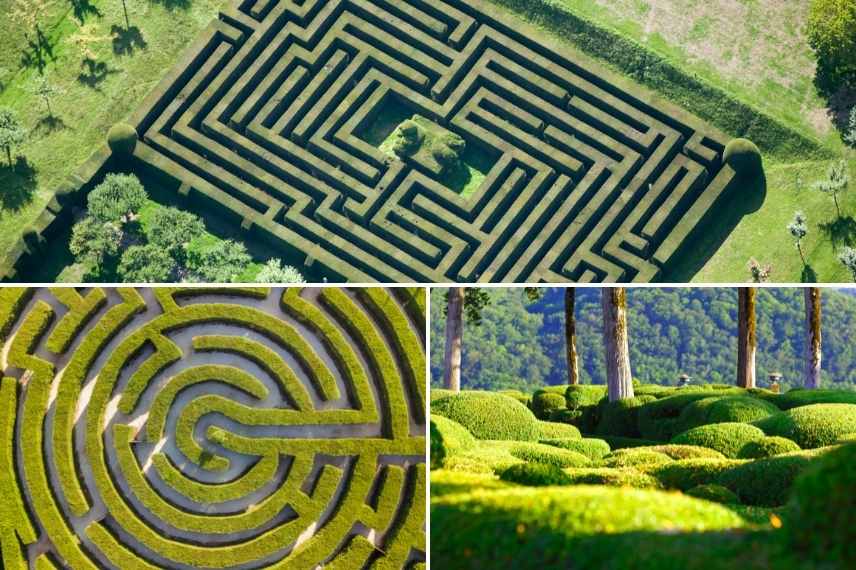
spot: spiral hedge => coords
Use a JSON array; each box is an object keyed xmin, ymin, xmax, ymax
[{"xmin": 0, "ymin": 287, "xmax": 426, "ymax": 569}]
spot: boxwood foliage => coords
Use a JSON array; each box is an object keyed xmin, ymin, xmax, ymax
[
  {"xmin": 539, "ymin": 437, "xmax": 611, "ymax": 460},
  {"xmin": 638, "ymin": 392, "xmax": 729, "ymax": 441},
  {"xmin": 671, "ymin": 423, "xmax": 766, "ymax": 458},
  {"xmin": 602, "ymin": 449, "xmax": 673, "ymax": 469},
  {"xmin": 649, "ymin": 458, "xmax": 744, "ymax": 491},
  {"xmin": 431, "ymin": 391, "xmax": 541, "ymax": 441},
  {"xmin": 717, "ymin": 451, "xmax": 820, "ymax": 507},
  {"xmin": 639, "ymin": 445, "xmax": 725, "ymax": 460},
  {"xmin": 675, "ymin": 396, "xmax": 779, "ymax": 433},
  {"xmin": 754, "ymin": 404, "xmax": 856, "ymax": 448},
  {"xmin": 508, "ymin": 442, "xmax": 590, "ymax": 468},
  {"xmin": 498, "ymin": 463, "xmax": 573, "ymax": 486},
  {"xmin": 737, "ymin": 437, "xmax": 801, "ymax": 459},
  {"xmin": 430, "ymin": 470, "xmax": 513, "ymax": 498},
  {"xmin": 773, "ymin": 389, "xmax": 856, "ymax": 410},
  {"xmin": 531, "ymin": 391, "xmax": 567, "ymax": 420},
  {"xmin": 563, "ymin": 467, "xmax": 661, "ymax": 489},
  {"xmin": 565, "ymin": 385, "xmax": 606, "ymax": 410},
  {"xmin": 537, "ymin": 420, "xmax": 581, "ymax": 440},
  {"xmin": 430, "ymin": 416, "xmax": 476, "ymax": 469},
  {"xmin": 595, "ymin": 395, "xmax": 656, "ymax": 437},
  {"xmin": 685, "ymin": 484, "xmax": 739, "ymax": 505}
]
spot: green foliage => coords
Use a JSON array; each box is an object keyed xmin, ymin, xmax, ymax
[
  {"xmin": 650, "ymin": 458, "xmax": 743, "ymax": 491},
  {"xmin": 563, "ymin": 467, "xmax": 661, "ymax": 489},
  {"xmin": 430, "ymin": 470, "xmax": 512, "ymax": 497},
  {"xmin": 602, "ymin": 448, "xmax": 673, "ymax": 468},
  {"xmin": 638, "ymin": 392, "xmax": 724, "ymax": 441},
  {"xmin": 537, "ymin": 420, "xmax": 581, "ymax": 440},
  {"xmin": 595, "ymin": 395, "xmax": 656, "ymax": 437},
  {"xmin": 185, "ymin": 237, "xmax": 253, "ymax": 283},
  {"xmin": 565, "ymin": 384, "xmax": 607, "ymax": 409},
  {"xmin": 391, "ymin": 119, "xmax": 423, "ymax": 156},
  {"xmin": 539, "ymin": 437, "xmax": 611, "ymax": 460},
  {"xmin": 671, "ymin": 423, "xmax": 766, "ymax": 458},
  {"xmin": 68, "ymin": 217, "xmax": 122, "ymax": 268},
  {"xmin": 639, "ymin": 445, "xmax": 726, "ymax": 460},
  {"xmin": 106, "ymin": 123, "xmax": 138, "ymax": 158},
  {"xmin": 431, "ymin": 416, "xmax": 476, "ymax": 470},
  {"xmin": 87, "ymin": 173, "xmax": 147, "ymax": 223},
  {"xmin": 675, "ymin": 396, "xmax": 780, "ymax": 433},
  {"xmin": 143, "ymin": 207, "xmax": 204, "ymax": 259},
  {"xmin": 807, "ymin": 0, "xmax": 856, "ymax": 88},
  {"xmin": 255, "ymin": 259, "xmax": 304, "ymax": 283},
  {"xmin": 0, "ymin": 106, "xmax": 25, "ymax": 165},
  {"xmin": 754, "ymin": 403, "xmax": 856, "ymax": 448},
  {"xmin": 723, "ymin": 138, "xmax": 763, "ymax": 178},
  {"xmin": 530, "ymin": 391, "xmax": 567, "ymax": 419},
  {"xmin": 499, "ymin": 463, "xmax": 573, "ymax": 486},
  {"xmin": 846, "ymin": 105, "xmax": 856, "ymax": 146},
  {"xmin": 775, "ymin": 388, "xmax": 856, "ymax": 409},
  {"xmin": 117, "ymin": 245, "xmax": 176, "ymax": 283},
  {"xmin": 738, "ymin": 437, "xmax": 801, "ymax": 459},
  {"xmin": 600, "ymin": 436, "xmax": 662, "ymax": 450},
  {"xmin": 431, "ymin": 391, "xmax": 541, "ymax": 441},
  {"xmin": 685, "ymin": 484, "xmax": 739, "ymax": 504},
  {"xmin": 718, "ymin": 452, "xmax": 817, "ymax": 506},
  {"xmin": 508, "ymin": 442, "xmax": 589, "ymax": 468}
]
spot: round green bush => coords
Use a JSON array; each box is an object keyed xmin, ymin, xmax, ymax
[
  {"xmin": 431, "ymin": 487, "xmax": 745, "ymax": 568},
  {"xmin": 430, "ymin": 470, "xmax": 512, "ymax": 497},
  {"xmin": 788, "ymin": 442, "xmax": 856, "ymax": 563},
  {"xmin": 430, "ymin": 415, "xmax": 476, "ymax": 469},
  {"xmin": 676, "ymin": 396, "xmax": 779, "ymax": 433},
  {"xmin": 775, "ymin": 388, "xmax": 856, "ymax": 410},
  {"xmin": 540, "ymin": 437, "xmax": 611, "ymax": 460},
  {"xmin": 549, "ymin": 408, "xmax": 586, "ymax": 427},
  {"xmin": 564, "ymin": 467, "xmax": 661, "ymax": 489},
  {"xmin": 650, "ymin": 458, "xmax": 743, "ymax": 491},
  {"xmin": 531, "ymin": 391, "xmax": 567, "ymax": 420},
  {"xmin": 671, "ymin": 423, "xmax": 766, "ymax": 458},
  {"xmin": 508, "ymin": 442, "xmax": 590, "ymax": 468},
  {"xmin": 431, "ymin": 391, "xmax": 540, "ymax": 441},
  {"xmin": 718, "ymin": 452, "xmax": 816, "ymax": 507},
  {"xmin": 430, "ymin": 388, "xmax": 455, "ymax": 402},
  {"xmin": 498, "ymin": 389, "xmax": 530, "ymax": 407},
  {"xmin": 685, "ymin": 484, "xmax": 739, "ymax": 504},
  {"xmin": 601, "ymin": 436, "xmax": 661, "ymax": 450},
  {"xmin": 602, "ymin": 448, "xmax": 673, "ymax": 468},
  {"xmin": 754, "ymin": 403, "xmax": 856, "ymax": 448},
  {"xmin": 723, "ymin": 138, "xmax": 762, "ymax": 178},
  {"xmin": 807, "ymin": 0, "xmax": 856, "ymax": 87},
  {"xmin": 737, "ymin": 436, "xmax": 800, "ymax": 459},
  {"xmin": 836, "ymin": 432, "xmax": 856, "ymax": 443},
  {"xmin": 498, "ymin": 462, "xmax": 573, "ymax": 486},
  {"xmin": 537, "ymin": 420, "xmax": 581, "ymax": 440},
  {"xmin": 391, "ymin": 119, "xmax": 422, "ymax": 156},
  {"xmin": 595, "ymin": 395, "xmax": 656, "ymax": 437},
  {"xmin": 107, "ymin": 123, "xmax": 138, "ymax": 158},
  {"xmin": 638, "ymin": 391, "xmax": 728, "ymax": 441},
  {"xmin": 641, "ymin": 444, "xmax": 725, "ymax": 460},
  {"xmin": 565, "ymin": 385, "xmax": 606, "ymax": 409}
]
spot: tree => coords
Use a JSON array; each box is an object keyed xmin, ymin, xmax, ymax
[
  {"xmin": 564, "ymin": 288, "xmax": 579, "ymax": 385},
  {"xmin": 185, "ymin": 238, "xmax": 252, "ymax": 283},
  {"xmin": 737, "ymin": 287, "xmax": 757, "ymax": 389},
  {"xmin": 845, "ymin": 105, "xmax": 856, "ymax": 147},
  {"xmin": 87, "ymin": 173, "xmax": 147, "ymax": 223},
  {"xmin": 443, "ymin": 287, "xmax": 465, "ymax": 392},
  {"xmin": 256, "ymin": 259, "xmax": 305, "ymax": 283},
  {"xmin": 69, "ymin": 217, "xmax": 122, "ymax": 268},
  {"xmin": 601, "ymin": 287, "xmax": 634, "ymax": 401},
  {"xmin": 33, "ymin": 76, "xmax": 58, "ymax": 118},
  {"xmin": 117, "ymin": 244, "xmax": 176, "ymax": 282},
  {"xmin": 839, "ymin": 246, "xmax": 856, "ymax": 281},
  {"xmin": 813, "ymin": 159, "xmax": 850, "ymax": 217},
  {"xmin": 0, "ymin": 107, "xmax": 26, "ymax": 167},
  {"xmin": 804, "ymin": 287, "xmax": 822, "ymax": 389},
  {"xmin": 807, "ymin": 0, "xmax": 856, "ymax": 88},
  {"xmin": 787, "ymin": 211, "xmax": 808, "ymax": 265},
  {"xmin": 145, "ymin": 207, "xmax": 204, "ymax": 258}
]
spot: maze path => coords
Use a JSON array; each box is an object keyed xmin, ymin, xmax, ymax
[
  {"xmin": 126, "ymin": 0, "xmax": 736, "ymax": 282},
  {"xmin": 0, "ymin": 287, "xmax": 426, "ymax": 569}
]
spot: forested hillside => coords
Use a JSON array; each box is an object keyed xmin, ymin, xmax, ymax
[{"xmin": 429, "ymin": 288, "xmax": 856, "ymax": 391}]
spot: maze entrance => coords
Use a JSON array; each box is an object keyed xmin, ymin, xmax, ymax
[{"xmin": 125, "ymin": 0, "xmax": 739, "ymax": 282}]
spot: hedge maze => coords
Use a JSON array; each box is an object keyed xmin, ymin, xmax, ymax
[
  {"xmin": 122, "ymin": 0, "xmax": 739, "ymax": 283},
  {"xmin": 0, "ymin": 287, "xmax": 426, "ymax": 569}
]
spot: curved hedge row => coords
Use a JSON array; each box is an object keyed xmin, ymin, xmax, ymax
[{"xmin": 432, "ymin": 392, "xmax": 541, "ymax": 441}]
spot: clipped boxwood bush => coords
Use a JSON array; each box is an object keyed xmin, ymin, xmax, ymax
[
  {"xmin": 540, "ymin": 437, "xmax": 611, "ymax": 460},
  {"xmin": 107, "ymin": 122, "xmax": 138, "ymax": 158},
  {"xmin": 563, "ymin": 467, "xmax": 661, "ymax": 489},
  {"xmin": 675, "ymin": 396, "xmax": 779, "ymax": 433},
  {"xmin": 565, "ymin": 385, "xmax": 606, "ymax": 410},
  {"xmin": 836, "ymin": 433, "xmax": 856, "ymax": 443},
  {"xmin": 774, "ymin": 388, "xmax": 856, "ymax": 410},
  {"xmin": 432, "ymin": 391, "xmax": 540, "ymax": 441},
  {"xmin": 600, "ymin": 436, "xmax": 662, "ymax": 450},
  {"xmin": 508, "ymin": 442, "xmax": 590, "ymax": 468},
  {"xmin": 531, "ymin": 390, "xmax": 567, "ymax": 420},
  {"xmin": 650, "ymin": 458, "xmax": 743, "ymax": 491},
  {"xmin": 537, "ymin": 420, "xmax": 581, "ymax": 440},
  {"xmin": 595, "ymin": 395, "xmax": 656, "ymax": 437},
  {"xmin": 718, "ymin": 452, "xmax": 817, "ymax": 506},
  {"xmin": 499, "ymin": 463, "xmax": 573, "ymax": 486},
  {"xmin": 723, "ymin": 138, "xmax": 763, "ymax": 178},
  {"xmin": 498, "ymin": 389, "xmax": 530, "ymax": 407},
  {"xmin": 638, "ymin": 392, "xmax": 726, "ymax": 441},
  {"xmin": 671, "ymin": 423, "xmax": 766, "ymax": 458},
  {"xmin": 640, "ymin": 444, "xmax": 725, "ymax": 460},
  {"xmin": 440, "ymin": 443, "xmax": 523, "ymax": 474},
  {"xmin": 430, "ymin": 388, "xmax": 455, "ymax": 402},
  {"xmin": 430, "ymin": 415, "xmax": 476, "ymax": 469},
  {"xmin": 737, "ymin": 436, "xmax": 800, "ymax": 459},
  {"xmin": 430, "ymin": 470, "xmax": 512, "ymax": 497},
  {"xmin": 754, "ymin": 403, "xmax": 856, "ymax": 448},
  {"xmin": 602, "ymin": 448, "xmax": 673, "ymax": 468},
  {"xmin": 685, "ymin": 484, "xmax": 739, "ymax": 504}
]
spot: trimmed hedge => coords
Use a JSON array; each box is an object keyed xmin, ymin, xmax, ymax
[
  {"xmin": 565, "ymin": 385, "xmax": 606, "ymax": 409},
  {"xmin": 431, "ymin": 416, "xmax": 476, "ymax": 470},
  {"xmin": 671, "ymin": 423, "xmax": 766, "ymax": 458},
  {"xmin": 430, "ymin": 470, "xmax": 512, "ymax": 497},
  {"xmin": 773, "ymin": 389, "xmax": 856, "ymax": 410},
  {"xmin": 602, "ymin": 449, "xmax": 673, "ymax": 468},
  {"xmin": 508, "ymin": 442, "xmax": 590, "ymax": 468},
  {"xmin": 649, "ymin": 458, "xmax": 743, "ymax": 491},
  {"xmin": 595, "ymin": 395, "xmax": 656, "ymax": 437},
  {"xmin": 540, "ymin": 437, "xmax": 611, "ymax": 460},
  {"xmin": 685, "ymin": 484, "xmax": 739, "ymax": 505},
  {"xmin": 723, "ymin": 138, "xmax": 762, "ymax": 178},
  {"xmin": 717, "ymin": 451, "xmax": 818, "ymax": 507},
  {"xmin": 499, "ymin": 463, "xmax": 573, "ymax": 486},
  {"xmin": 537, "ymin": 420, "xmax": 581, "ymax": 440},
  {"xmin": 531, "ymin": 391, "xmax": 567, "ymax": 420},
  {"xmin": 675, "ymin": 396, "xmax": 779, "ymax": 433},
  {"xmin": 639, "ymin": 445, "xmax": 725, "ymax": 460},
  {"xmin": 562, "ymin": 467, "xmax": 661, "ymax": 489},
  {"xmin": 754, "ymin": 404, "xmax": 856, "ymax": 448},
  {"xmin": 432, "ymin": 392, "xmax": 541, "ymax": 441},
  {"xmin": 737, "ymin": 437, "xmax": 801, "ymax": 459}
]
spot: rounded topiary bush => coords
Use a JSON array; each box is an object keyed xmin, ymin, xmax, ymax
[
  {"xmin": 637, "ymin": 392, "xmax": 726, "ymax": 441},
  {"xmin": 650, "ymin": 458, "xmax": 743, "ymax": 491},
  {"xmin": 430, "ymin": 415, "xmax": 476, "ymax": 469},
  {"xmin": 754, "ymin": 403, "xmax": 856, "ymax": 448},
  {"xmin": 602, "ymin": 448, "xmax": 673, "ymax": 468},
  {"xmin": 788, "ymin": 442, "xmax": 856, "ymax": 563},
  {"xmin": 564, "ymin": 467, "xmax": 661, "ymax": 489},
  {"xmin": 430, "ymin": 470, "xmax": 512, "ymax": 497},
  {"xmin": 775, "ymin": 388, "xmax": 856, "ymax": 410},
  {"xmin": 508, "ymin": 442, "xmax": 590, "ymax": 468},
  {"xmin": 431, "ymin": 391, "xmax": 540, "ymax": 441},
  {"xmin": 537, "ymin": 420, "xmax": 581, "ymax": 440},
  {"xmin": 685, "ymin": 484, "xmax": 739, "ymax": 504},
  {"xmin": 549, "ymin": 408, "xmax": 586, "ymax": 427},
  {"xmin": 540, "ymin": 437, "xmax": 611, "ymax": 460},
  {"xmin": 107, "ymin": 123, "xmax": 138, "ymax": 158},
  {"xmin": 498, "ymin": 389, "xmax": 530, "ymax": 407},
  {"xmin": 642, "ymin": 444, "xmax": 725, "ymax": 460},
  {"xmin": 737, "ymin": 436, "xmax": 801, "ymax": 459},
  {"xmin": 531, "ymin": 391, "xmax": 567, "ymax": 420},
  {"xmin": 676, "ymin": 396, "xmax": 779, "ymax": 432},
  {"xmin": 836, "ymin": 433, "xmax": 856, "ymax": 443},
  {"xmin": 595, "ymin": 395, "xmax": 656, "ymax": 437},
  {"xmin": 498, "ymin": 463, "xmax": 572, "ymax": 486},
  {"xmin": 430, "ymin": 388, "xmax": 455, "ymax": 402},
  {"xmin": 671, "ymin": 423, "xmax": 766, "ymax": 458},
  {"xmin": 565, "ymin": 385, "xmax": 606, "ymax": 410},
  {"xmin": 718, "ymin": 452, "xmax": 815, "ymax": 506},
  {"xmin": 723, "ymin": 138, "xmax": 762, "ymax": 178}
]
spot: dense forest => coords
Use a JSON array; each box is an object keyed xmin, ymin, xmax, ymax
[{"xmin": 429, "ymin": 287, "xmax": 856, "ymax": 391}]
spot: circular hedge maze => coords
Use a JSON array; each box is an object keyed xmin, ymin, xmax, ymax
[
  {"xmin": 119, "ymin": 0, "xmax": 742, "ymax": 283},
  {"xmin": 0, "ymin": 287, "xmax": 426, "ymax": 569}
]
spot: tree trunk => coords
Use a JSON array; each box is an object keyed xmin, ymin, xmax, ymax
[
  {"xmin": 443, "ymin": 287, "xmax": 464, "ymax": 392},
  {"xmin": 804, "ymin": 287, "xmax": 822, "ymax": 389},
  {"xmin": 565, "ymin": 288, "xmax": 579, "ymax": 385},
  {"xmin": 5, "ymin": 145, "xmax": 11, "ymax": 167},
  {"xmin": 601, "ymin": 287, "xmax": 634, "ymax": 401},
  {"xmin": 736, "ymin": 287, "xmax": 757, "ymax": 389}
]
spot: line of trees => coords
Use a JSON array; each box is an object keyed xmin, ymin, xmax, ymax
[{"xmin": 440, "ymin": 286, "xmax": 826, "ymax": 401}]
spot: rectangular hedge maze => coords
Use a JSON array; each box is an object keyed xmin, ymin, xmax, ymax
[{"xmin": 127, "ymin": 0, "xmax": 737, "ymax": 283}]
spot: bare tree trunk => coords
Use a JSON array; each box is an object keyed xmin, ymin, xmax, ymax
[
  {"xmin": 443, "ymin": 287, "xmax": 464, "ymax": 392},
  {"xmin": 737, "ymin": 287, "xmax": 757, "ymax": 389},
  {"xmin": 804, "ymin": 287, "xmax": 822, "ymax": 389},
  {"xmin": 565, "ymin": 288, "xmax": 579, "ymax": 385},
  {"xmin": 602, "ymin": 287, "xmax": 634, "ymax": 401}
]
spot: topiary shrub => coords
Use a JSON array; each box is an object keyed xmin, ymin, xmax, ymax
[
  {"xmin": 508, "ymin": 442, "xmax": 590, "ymax": 468},
  {"xmin": 531, "ymin": 391, "xmax": 567, "ymax": 420},
  {"xmin": 430, "ymin": 388, "xmax": 455, "ymax": 402},
  {"xmin": 737, "ymin": 436, "xmax": 801, "ymax": 459},
  {"xmin": 391, "ymin": 119, "xmax": 423, "ymax": 156},
  {"xmin": 675, "ymin": 396, "xmax": 779, "ymax": 433},
  {"xmin": 633, "ymin": 444, "xmax": 725, "ymax": 460},
  {"xmin": 718, "ymin": 451, "xmax": 817, "ymax": 506},
  {"xmin": 774, "ymin": 388, "xmax": 856, "ymax": 409},
  {"xmin": 565, "ymin": 384, "xmax": 606, "ymax": 409},
  {"xmin": 723, "ymin": 138, "xmax": 763, "ymax": 178},
  {"xmin": 549, "ymin": 408, "xmax": 588, "ymax": 429},
  {"xmin": 600, "ymin": 436, "xmax": 662, "ymax": 450},
  {"xmin": 498, "ymin": 389, "xmax": 530, "ymax": 407},
  {"xmin": 431, "ymin": 391, "xmax": 540, "ymax": 441},
  {"xmin": 637, "ymin": 392, "xmax": 726, "ymax": 441},
  {"xmin": 602, "ymin": 448, "xmax": 673, "ymax": 468},
  {"xmin": 430, "ymin": 470, "xmax": 512, "ymax": 497},
  {"xmin": 671, "ymin": 423, "xmax": 766, "ymax": 458},
  {"xmin": 595, "ymin": 395, "xmax": 656, "ymax": 437},
  {"xmin": 430, "ymin": 415, "xmax": 476, "ymax": 469},
  {"xmin": 685, "ymin": 484, "xmax": 739, "ymax": 504},
  {"xmin": 440, "ymin": 442, "xmax": 524, "ymax": 474},
  {"xmin": 107, "ymin": 122, "xmax": 138, "ymax": 159},
  {"xmin": 633, "ymin": 384, "xmax": 675, "ymax": 398},
  {"xmin": 498, "ymin": 463, "xmax": 573, "ymax": 486},
  {"xmin": 563, "ymin": 467, "xmax": 661, "ymax": 489},
  {"xmin": 754, "ymin": 403, "xmax": 856, "ymax": 448},
  {"xmin": 788, "ymin": 442, "xmax": 856, "ymax": 563},
  {"xmin": 836, "ymin": 432, "xmax": 856, "ymax": 443},
  {"xmin": 650, "ymin": 458, "xmax": 743, "ymax": 491},
  {"xmin": 537, "ymin": 420, "xmax": 581, "ymax": 440},
  {"xmin": 540, "ymin": 437, "xmax": 611, "ymax": 460},
  {"xmin": 807, "ymin": 0, "xmax": 856, "ymax": 89}
]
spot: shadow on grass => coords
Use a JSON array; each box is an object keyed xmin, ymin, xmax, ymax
[
  {"xmin": 20, "ymin": 27, "xmax": 57, "ymax": 74},
  {"xmin": 111, "ymin": 25, "xmax": 147, "ymax": 56},
  {"xmin": 70, "ymin": 0, "xmax": 102, "ymax": 23},
  {"xmin": 33, "ymin": 114, "xmax": 69, "ymax": 136},
  {"xmin": 0, "ymin": 158, "xmax": 37, "ymax": 212},
  {"xmin": 820, "ymin": 216, "xmax": 856, "ymax": 250},
  {"xmin": 801, "ymin": 264, "xmax": 818, "ymax": 283},
  {"xmin": 77, "ymin": 57, "xmax": 120, "ymax": 90},
  {"xmin": 151, "ymin": 0, "xmax": 192, "ymax": 11}
]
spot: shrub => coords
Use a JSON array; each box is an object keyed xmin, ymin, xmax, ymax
[
  {"xmin": 540, "ymin": 437, "xmax": 611, "ymax": 460},
  {"xmin": 550, "ymin": 408, "xmax": 594, "ymax": 432},
  {"xmin": 601, "ymin": 436, "xmax": 661, "ymax": 449},
  {"xmin": 106, "ymin": 123, "xmax": 138, "ymax": 158},
  {"xmin": 430, "ymin": 389, "xmax": 455, "ymax": 402},
  {"xmin": 563, "ymin": 467, "xmax": 661, "ymax": 489},
  {"xmin": 723, "ymin": 138, "xmax": 763, "ymax": 178},
  {"xmin": 807, "ymin": 0, "xmax": 856, "ymax": 88},
  {"xmin": 788, "ymin": 442, "xmax": 856, "ymax": 563},
  {"xmin": 565, "ymin": 385, "xmax": 606, "ymax": 409},
  {"xmin": 499, "ymin": 463, "xmax": 572, "ymax": 486},
  {"xmin": 754, "ymin": 403, "xmax": 856, "ymax": 448},
  {"xmin": 255, "ymin": 259, "xmax": 304, "ymax": 283},
  {"xmin": 638, "ymin": 391, "xmax": 727, "ymax": 441},
  {"xmin": 498, "ymin": 389, "xmax": 530, "ymax": 407},
  {"xmin": 0, "ymin": 106, "xmax": 26, "ymax": 165},
  {"xmin": 675, "ymin": 396, "xmax": 779, "ymax": 432},
  {"xmin": 431, "ymin": 416, "xmax": 476, "ymax": 470},
  {"xmin": 537, "ymin": 420, "xmax": 581, "ymax": 440},
  {"xmin": 718, "ymin": 452, "xmax": 817, "ymax": 506},
  {"xmin": 738, "ymin": 436, "xmax": 801, "ymax": 459},
  {"xmin": 531, "ymin": 391, "xmax": 567, "ymax": 419},
  {"xmin": 595, "ymin": 395, "xmax": 655, "ymax": 437},
  {"xmin": 431, "ymin": 391, "xmax": 541, "ymax": 441},
  {"xmin": 602, "ymin": 448, "xmax": 673, "ymax": 468},
  {"xmin": 650, "ymin": 458, "xmax": 743, "ymax": 491},
  {"xmin": 430, "ymin": 470, "xmax": 512, "ymax": 497},
  {"xmin": 671, "ymin": 423, "xmax": 766, "ymax": 458},
  {"xmin": 836, "ymin": 433, "xmax": 856, "ymax": 443},
  {"xmin": 185, "ymin": 237, "xmax": 253, "ymax": 283},
  {"xmin": 144, "ymin": 207, "xmax": 205, "ymax": 258},
  {"xmin": 441, "ymin": 443, "xmax": 523, "ymax": 474},
  {"xmin": 685, "ymin": 484, "xmax": 739, "ymax": 504},
  {"xmin": 69, "ymin": 217, "xmax": 122, "ymax": 267},
  {"xmin": 87, "ymin": 173, "xmax": 147, "ymax": 223},
  {"xmin": 117, "ymin": 245, "xmax": 176, "ymax": 283},
  {"xmin": 640, "ymin": 445, "xmax": 725, "ymax": 460},
  {"xmin": 392, "ymin": 120, "xmax": 423, "ymax": 156},
  {"xmin": 508, "ymin": 442, "xmax": 590, "ymax": 468},
  {"xmin": 774, "ymin": 388, "xmax": 856, "ymax": 409}
]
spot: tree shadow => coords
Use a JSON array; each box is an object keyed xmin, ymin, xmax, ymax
[
  {"xmin": 77, "ymin": 57, "xmax": 119, "ymax": 90},
  {"xmin": 111, "ymin": 25, "xmax": 147, "ymax": 56},
  {"xmin": 70, "ymin": 0, "xmax": 102, "ymax": 23},
  {"xmin": 20, "ymin": 27, "xmax": 57, "ymax": 74},
  {"xmin": 33, "ymin": 114, "xmax": 70, "ymax": 136},
  {"xmin": 819, "ymin": 215, "xmax": 856, "ymax": 249},
  {"xmin": 150, "ymin": 0, "xmax": 192, "ymax": 11},
  {"xmin": 0, "ymin": 157, "xmax": 38, "ymax": 212},
  {"xmin": 824, "ymin": 86, "xmax": 856, "ymax": 138},
  {"xmin": 801, "ymin": 264, "xmax": 818, "ymax": 283}
]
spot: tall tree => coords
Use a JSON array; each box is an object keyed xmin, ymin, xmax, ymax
[
  {"xmin": 564, "ymin": 288, "xmax": 579, "ymax": 385},
  {"xmin": 0, "ymin": 107, "xmax": 26, "ymax": 167},
  {"xmin": 737, "ymin": 287, "xmax": 757, "ymax": 388},
  {"xmin": 601, "ymin": 287, "xmax": 634, "ymax": 401},
  {"xmin": 804, "ymin": 287, "xmax": 822, "ymax": 389},
  {"xmin": 443, "ymin": 287, "xmax": 465, "ymax": 392}
]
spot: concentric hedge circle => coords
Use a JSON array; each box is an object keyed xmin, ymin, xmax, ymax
[{"xmin": 431, "ymin": 391, "xmax": 541, "ymax": 441}]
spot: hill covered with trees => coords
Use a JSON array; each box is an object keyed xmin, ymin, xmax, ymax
[{"xmin": 430, "ymin": 287, "xmax": 856, "ymax": 392}]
